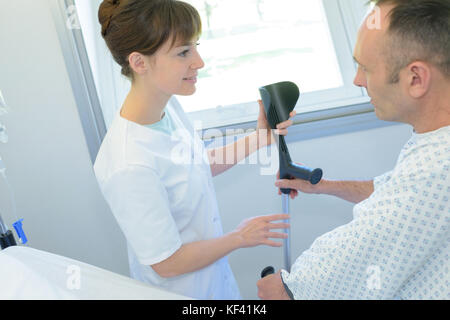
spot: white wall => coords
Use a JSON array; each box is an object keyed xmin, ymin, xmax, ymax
[
  {"xmin": 0, "ymin": 0, "xmax": 129, "ymax": 276},
  {"xmin": 0, "ymin": 0, "xmax": 413, "ymax": 300}
]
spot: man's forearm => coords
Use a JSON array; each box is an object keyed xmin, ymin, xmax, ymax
[{"xmin": 318, "ymin": 179, "xmax": 374, "ymax": 203}]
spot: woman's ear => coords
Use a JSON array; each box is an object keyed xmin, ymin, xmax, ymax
[{"xmin": 128, "ymin": 52, "xmax": 148, "ymax": 76}]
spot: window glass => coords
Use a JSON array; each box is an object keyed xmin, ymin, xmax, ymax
[{"xmin": 177, "ymin": 0, "xmax": 343, "ymax": 112}]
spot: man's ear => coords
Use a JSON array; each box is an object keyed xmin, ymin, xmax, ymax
[
  {"xmin": 128, "ymin": 52, "xmax": 148, "ymax": 76},
  {"xmin": 405, "ymin": 61, "xmax": 431, "ymax": 99}
]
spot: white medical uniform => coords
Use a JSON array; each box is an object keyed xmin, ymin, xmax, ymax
[
  {"xmin": 281, "ymin": 125, "xmax": 450, "ymax": 299},
  {"xmin": 94, "ymin": 99, "xmax": 241, "ymax": 300}
]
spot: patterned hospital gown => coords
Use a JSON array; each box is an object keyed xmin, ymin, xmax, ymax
[{"xmin": 281, "ymin": 125, "xmax": 449, "ymax": 299}]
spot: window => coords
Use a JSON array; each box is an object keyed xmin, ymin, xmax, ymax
[
  {"xmin": 73, "ymin": 0, "xmax": 370, "ymax": 130},
  {"xmin": 181, "ymin": 0, "xmax": 344, "ymax": 109}
]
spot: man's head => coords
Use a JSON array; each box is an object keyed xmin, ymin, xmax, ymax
[{"xmin": 353, "ymin": 0, "xmax": 450, "ymax": 131}]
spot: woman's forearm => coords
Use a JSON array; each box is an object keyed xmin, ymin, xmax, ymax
[
  {"xmin": 151, "ymin": 213, "xmax": 290, "ymax": 278},
  {"xmin": 208, "ymin": 131, "xmax": 271, "ymax": 177},
  {"xmin": 151, "ymin": 232, "xmax": 241, "ymax": 278}
]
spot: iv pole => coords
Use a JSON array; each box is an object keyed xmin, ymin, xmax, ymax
[
  {"xmin": 0, "ymin": 91, "xmax": 20, "ymax": 250},
  {"xmin": 0, "ymin": 212, "xmax": 16, "ymax": 250},
  {"xmin": 0, "ymin": 213, "xmax": 7, "ymax": 234}
]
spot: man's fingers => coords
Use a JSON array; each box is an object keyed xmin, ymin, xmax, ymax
[
  {"xmin": 275, "ymin": 179, "xmax": 294, "ymax": 189},
  {"xmin": 290, "ymin": 190, "xmax": 298, "ymax": 200}
]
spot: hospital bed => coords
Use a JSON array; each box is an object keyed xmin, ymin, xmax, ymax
[{"xmin": 0, "ymin": 246, "xmax": 190, "ymax": 300}]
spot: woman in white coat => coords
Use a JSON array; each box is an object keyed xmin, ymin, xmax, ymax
[{"xmin": 94, "ymin": 0, "xmax": 296, "ymax": 300}]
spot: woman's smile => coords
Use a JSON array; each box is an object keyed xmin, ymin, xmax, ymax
[{"xmin": 183, "ymin": 76, "xmax": 197, "ymax": 83}]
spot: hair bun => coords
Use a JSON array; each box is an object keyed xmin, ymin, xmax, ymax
[{"xmin": 99, "ymin": 0, "xmax": 121, "ymax": 37}]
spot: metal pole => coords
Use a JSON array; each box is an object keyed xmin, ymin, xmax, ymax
[
  {"xmin": 0, "ymin": 211, "xmax": 16, "ymax": 250},
  {"xmin": 0, "ymin": 212, "xmax": 7, "ymax": 234},
  {"xmin": 282, "ymin": 194, "xmax": 291, "ymax": 272}
]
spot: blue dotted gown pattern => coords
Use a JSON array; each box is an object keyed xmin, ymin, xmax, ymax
[{"xmin": 281, "ymin": 126, "xmax": 449, "ymax": 299}]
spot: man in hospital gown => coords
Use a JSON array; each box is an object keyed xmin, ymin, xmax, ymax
[{"xmin": 257, "ymin": 0, "xmax": 450, "ymax": 299}]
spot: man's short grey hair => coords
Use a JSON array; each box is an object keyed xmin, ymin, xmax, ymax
[{"xmin": 371, "ymin": 0, "xmax": 450, "ymax": 83}]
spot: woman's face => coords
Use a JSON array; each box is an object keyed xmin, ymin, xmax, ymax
[{"xmin": 143, "ymin": 37, "xmax": 205, "ymax": 97}]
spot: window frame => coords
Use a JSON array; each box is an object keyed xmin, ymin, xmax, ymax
[{"xmin": 50, "ymin": 0, "xmax": 106, "ymax": 163}]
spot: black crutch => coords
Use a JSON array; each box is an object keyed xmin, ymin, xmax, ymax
[{"xmin": 258, "ymin": 81, "xmax": 323, "ymax": 276}]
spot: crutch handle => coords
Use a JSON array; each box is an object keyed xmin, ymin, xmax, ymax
[{"xmin": 261, "ymin": 266, "xmax": 275, "ymax": 278}]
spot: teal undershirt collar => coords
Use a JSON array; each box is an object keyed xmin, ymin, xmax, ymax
[{"xmin": 144, "ymin": 111, "xmax": 174, "ymax": 135}]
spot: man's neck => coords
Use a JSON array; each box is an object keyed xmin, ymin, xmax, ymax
[{"xmin": 412, "ymin": 84, "xmax": 450, "ymax": 134}]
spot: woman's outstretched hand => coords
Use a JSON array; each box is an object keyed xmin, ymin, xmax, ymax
[{"xmin": 232, "ymin": 214, "xmax": 290, "ymax": 248}]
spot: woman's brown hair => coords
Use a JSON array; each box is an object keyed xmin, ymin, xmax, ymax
[{"xmin": 98, "ymin": 0, "xmax": 202, "ymax": 81}]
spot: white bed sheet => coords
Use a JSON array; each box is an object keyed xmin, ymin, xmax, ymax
[{"xmin": 0, "ymin": 246, "xmax": 191, "ymax": 300}]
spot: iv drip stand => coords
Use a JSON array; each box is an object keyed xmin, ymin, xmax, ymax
[{"xmin": 0, "ymin": 212, "xmax": 16, "ymax": 250}]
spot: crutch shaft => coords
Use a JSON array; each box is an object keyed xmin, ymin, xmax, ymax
[{"xmin": 282, "ymin": 194, "xmax": 291, "ymax": 272}]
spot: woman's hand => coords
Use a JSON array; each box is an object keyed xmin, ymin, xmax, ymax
[
  {"xmin": 257, "ymin": 100, "xmax": 296, "ymax": 146},
  {"xmin": 232, "ymin": 214, "xmax": 290, "ymax": 248}
]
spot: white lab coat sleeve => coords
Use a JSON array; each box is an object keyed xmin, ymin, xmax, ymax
[
  {"xmin": 280, "ymin": 164, "xmax": 449, "ymax": 299},
  {"xmin": 102, "ymin": 165, "xmax": 183, "ymax": 266}
]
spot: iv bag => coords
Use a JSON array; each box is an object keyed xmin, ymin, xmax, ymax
[
  {"xmin": 0, "ymin": 89, "xmax": 8, "ymax": 116},
  {"xmin": 0, "ymin": 122, "xmax": 7, "ymax": 144},
  {"xmin": 0, "ymin": 90, "xmax": 9, "ymax": 143}
]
